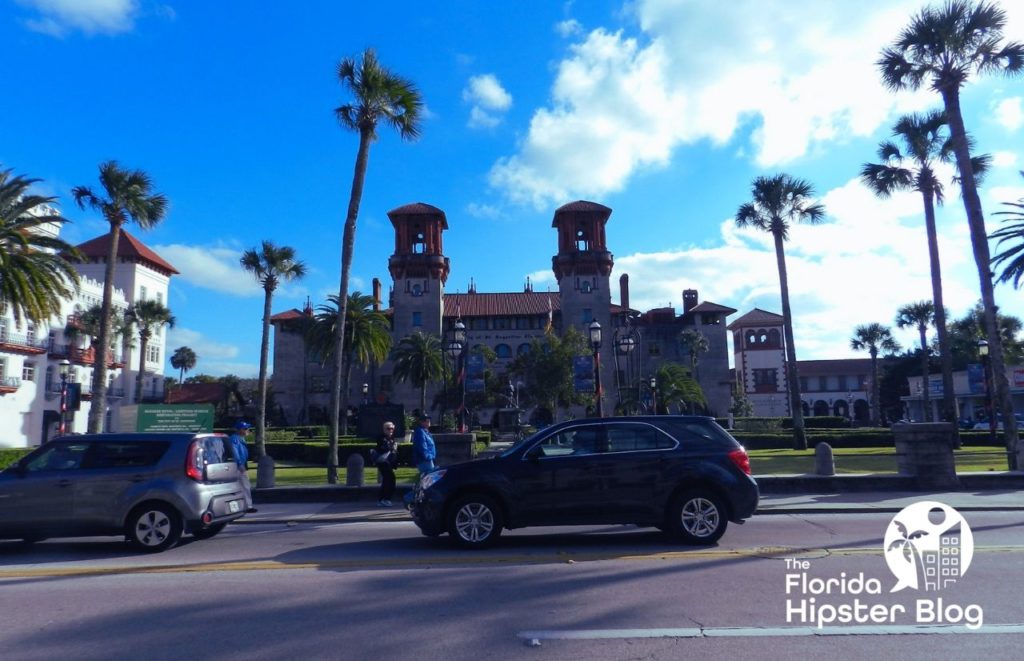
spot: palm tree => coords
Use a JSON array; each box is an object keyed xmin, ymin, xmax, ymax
[
  {"xmin": 678, "ymin": 328, "xmax": 710, "ymax": 382},
  {"xmin": 391, "ymin": 331, "xmax": 444, "ymax": 416},
  {"xmin": 73, "ymin": 161, "xmax": 167, "ymax": 432},
  {"xmin": 170, "ymin": 346, "xmax": 197, "ymax": 384},
  {"xmin": 241, "ymin": 241, "xmax": 306, "ymax": 476},
  {"xmin": 127, "ymin": 299, "xmax": 175, "ymax": 403},
  {"xmin": 895, "ymin": 301, "xmax": 937, "ymax": 422},
  {"xmin": 879, "ymin": 0, "xmax": 1023, "ymax": 465},
  {"xmin": 329, "ymin": 48, "xmax": 423, "ymax": 474},
  {"xmin": 307, "ymin": 292, "xmax": 391, "ymax": 481},
  {"xmin": 736, "ymin": 174, "xmax": 826, "ymax": 449},
  {"xmin": 861, "ymin": 111, "xmax": 966, "ymax": 426},
  {"xmin": 991, "ymin": 171, "xmax": 1024, "ymax": 286},
  {"xmin": 0, "ymin": 168, "xmax": 81, "ymax": 324},
  {"xmin": 850, "ymin": 323, "xmax": 901, "ymax": 426},
  {"xmin": 652, "ymin": 362, "xmax": 706, "ymax": 414}
]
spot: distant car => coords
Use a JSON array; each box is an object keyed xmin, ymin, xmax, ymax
[
  {"xmin": 0, "ymin": 433, "xmax": 247, "ymax": 552},
  {"xmin": 972, "ymin": 414, "xmax": 1024, "ymax": 431},
  {"xmin": 409, "ymin": 415, "xmax": 759, "ymax": 549}
]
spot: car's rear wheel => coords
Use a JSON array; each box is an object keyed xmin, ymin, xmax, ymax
[
  {"xmin": 667, "ymin": 490, "xmax": 727, "ymax": 545},
  {"xmin": 191, "ymin": 523, "xmax": 227, "ymax": 540},
  {"xmin": 447, "ymin": 494, "xmax": 503, "ymax": 549},
  {"xmin": 126, "ymin": 503, "xmax": 182, "ymax": 552}
]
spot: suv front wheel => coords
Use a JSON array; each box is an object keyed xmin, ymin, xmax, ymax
[
  {"xmin": 126, "ymin": 502, "xmax": 183, "ymax": 552},
  {"xmin": 447, "ymin": 494, "xmax": 503, "ymax": 549},
  {"xmin": 667, "ymin": 490, "xmax": 727, "ymax": 545}
]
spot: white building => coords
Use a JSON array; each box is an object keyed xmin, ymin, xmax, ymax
[{"xmin": 0, "ymin": 229, "xmax": 177, "ymax": 448}]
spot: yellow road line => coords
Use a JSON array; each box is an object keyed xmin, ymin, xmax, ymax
[{"xmin": 1, "ymin": 544, "xmax": 1019, "ymax": 579}]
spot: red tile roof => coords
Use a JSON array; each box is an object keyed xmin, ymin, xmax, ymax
[
  {"xmin": 165, "ymin": 383, "xmax": 227, "ymax": 404},
  {"xmin": 727, "ymin": 307, "xmax": 784, "ymax": 329},
  {"xmin": 76, "ymin": 230, "xmax": 179, "ymax": 275},
  {"xmin": 442, "ymin": 292, "xmax": 629, "ymax": 317},
  {"xmin": 552, "ymin": 200, "xmax": 612, "ymax": 226},
  {"xmin": 387, "ymin": 202, "xmax": 449, "ymax": 229},
  {"xmin": 688, "ymin": 301, "xmax": 737, "ymax": 315},
  {"xmin": 270, "ymin": 308, "xmax": 306, "ymax": 322}
]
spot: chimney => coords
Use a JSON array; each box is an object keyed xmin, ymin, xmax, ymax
[
  {"xmin": 683, "ymin": 289, "xmax": 698, "ymax": 313},
  {"xmin": 619, "ymin": 274, "xmax": 630, "ymax": 309},
  {"xmin": 372, "ymin": 278, "xmax": 382, "ymax": 311}
]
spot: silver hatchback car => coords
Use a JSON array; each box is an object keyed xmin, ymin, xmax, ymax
[{"xmin": 0, "ymin": 432, "xmax": 247, "ymax": 552}]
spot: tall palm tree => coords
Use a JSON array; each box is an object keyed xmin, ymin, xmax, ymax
[
  {"xmin": 0, "ymin": 168, "xmax": 81, "ymax": 324},
  {"xmin": 860, "ymin": 111, "xmax": 966, "ymax": 426},
  {"xmin": 241, "ymin": 241, "xmax": 306, "ymax": 476},
  {"xmin": 879, "ymin": 0, "xmax": 1023, "ymax": 465},
  {"xmin": 306, "ymin": 291, "xmax": 391, "ymax": 478},
  {"xmin": 991, "ymin": 171, "xmax": 1024, "ymax": 286},
  {"xmin": 73, "ymin": 161, "xmax": 167, "ymax": 432},
  {"xmin": 678, "ymin": 328, "xmax": 710, "ymax": 381},
  {"xmin": 736, "ymin": 174, "xmax": 826, "ymax": 450},
  {"xmin": 850, "ymin": 323, "xmax": 901, "ymax": 426},
  {"xmin": 895, "ymin": 301, "xmax": 937, "ymax": 422},
  {"xmin": 170, "ymin": 346, "xmax": 197, "ymax": 384},
  {"xmin": 329, "ymin": 48, "xmax": 423, "ymax": 476},
  {"xmin": 391, "ymin": 331, "xmax": 444, "ymax": 416},
  {"xmin": 128, "ymin": 299, "xmax": 175, "ymax": 403}
]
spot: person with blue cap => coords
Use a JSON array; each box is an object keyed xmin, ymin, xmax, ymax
[{"xmin": 229, "ymin": 421, "xmax": 257, "ymax": 513}]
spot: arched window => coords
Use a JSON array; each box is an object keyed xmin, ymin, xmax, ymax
[
  {"xmin": 517, "ymin": 343, "xmax": 531, "ymax": 356},
  {"xmin": 768, "ymin": 329, "xmax": 781, "ymax": 347},
  {"xmin": 495, "ymin": 344, "xmax": 512, "ymax": 359}
]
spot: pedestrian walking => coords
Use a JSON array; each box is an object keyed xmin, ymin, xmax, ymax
[
  {"xmin": 374, "ymin": 421, "xmax": 399, "ymax": 506},
  {"xmin": 229, "ymin": 421, "xmax": 258, "ymax": 513},
  {"xmin": 411, "ymin": 413, "xmax": 437, "ymax": 476}
]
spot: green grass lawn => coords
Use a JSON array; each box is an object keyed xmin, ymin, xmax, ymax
[
  {"xmin": 748, "ymin": 446, "xmax": 1013, "ymax": 475},
  {"xmin": 250, "ymin": 446, "xmax": 1015, "ymax": 486}
]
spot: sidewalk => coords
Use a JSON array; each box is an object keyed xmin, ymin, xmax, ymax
[{"xmin": 241, "ymin": 488, "xmax": 1024, "ymax": 525}]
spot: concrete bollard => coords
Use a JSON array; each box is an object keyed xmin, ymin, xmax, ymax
[
  {"xmin": 893, "ymin": 422, "xmax": 958, "ymax": 490},
  {"xmin": 346, "ymin": 452, "xmax": 365, "ymax": 487},
  {"xmin": 814, "ymin": 442, "xmax": 835, "ymax": 476},
  {"xmin": 256, "ymin": 455, "xmax": 276, "ymax": 488}
]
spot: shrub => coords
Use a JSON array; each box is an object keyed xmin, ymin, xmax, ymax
[{"xmin": 0, "ymin": 448, "xmax": 31, "ymax": 469}]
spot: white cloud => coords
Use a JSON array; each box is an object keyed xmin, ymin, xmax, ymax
[
  {"xmin": 463, "ymin": 74, "xmax": 513, "ymax": 129},
  {"xmin": 992, "ymin": 151, "xmax": 1019, "ymax": 168},
  {"xmin": 165, "ymin": 328, "xmax": 258, "ymax": 378},
  {"xmin": 489, "ymin": 0, "xmax": 942, "ymax": 207},
  {"xmin": 597, "ymin": 175, "xmax": 1019, "ymax": 360},
  {"xmin": 153, "ymin": 243, "xmax": 307, "ymax": 300},
  {"xmin": 556, "ymin": 19, "xmax": 583, "ymax": 38},
  {"xmin": 465, "ymin": 202, "xmax": 502, "ymax": 219},
  {"xmin": 16, "ymin": 0, "xmax": 138, "ymax": 36},
  {"xmin": 993, "ymin": 97, "xmax": 1023, "ymax": 132}
]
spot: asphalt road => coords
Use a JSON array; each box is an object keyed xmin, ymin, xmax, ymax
[{"xmin": 2, "ymin": 511, "xmax": 1024, "ymax": 660}]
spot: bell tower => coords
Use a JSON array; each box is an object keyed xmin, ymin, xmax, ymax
[
  {"xmin": 552, "ymin": 201, "xmax": 614, "ymax": 410},
  {"xmin": 387, "ymin": 203, "xmax": 450, "ymax": 341}
]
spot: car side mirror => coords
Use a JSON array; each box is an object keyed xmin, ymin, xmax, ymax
[{"xmin": 525, "ymin": 446, "xmax": 542, "ymax": 462}]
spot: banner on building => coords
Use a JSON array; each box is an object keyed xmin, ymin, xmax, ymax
[
  {"xmin": 1014, "ymin": 368, "xmax": 1024, "ymax": 389},
  {"xmin": 967, "ymin": 364, "xmax": 985, "ymax": 395},
  {"xmin": 466, "ymin": 353, "xmax": 485, "ymax": 393},
  {"xmin": 928, "ymin": 377, "xmax": 943, "ymax": 396},
  {"xmin": 574, "ymin": 355, "xmax": 595, "ymax": 393}
]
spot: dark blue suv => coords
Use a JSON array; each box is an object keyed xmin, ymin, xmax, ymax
[{"xmin": 410, "ymin": 416, "xmax": 758, "ymax": 548}]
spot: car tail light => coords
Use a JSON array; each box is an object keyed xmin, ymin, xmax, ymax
[
  {"xmin": 728, "ymin": 448, "xmax": 751, "ymax": 475},
  {"xmin": 185, "ymin": 440, "xmax": 204, "ymax": 482}
]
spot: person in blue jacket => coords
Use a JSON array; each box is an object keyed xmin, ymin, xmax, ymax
[
  {"xmin": 411, "ymin": 413, "xmax": 437, "ymax": 476},
  {"xmin": 229, "ymin": 421, "xmax": 257, "ymax": 513}
]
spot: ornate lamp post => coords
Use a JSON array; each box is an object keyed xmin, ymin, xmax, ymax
[
  {"xmin": 978, "ymin": 339, "xmax": 996, "ymax": 444},
  {"xmin": 846, "ymin": 391, "xmax": 853, "ymax": 424},
  {"xmin": 649, "ymin": 374, "xmax": 657, "ymax": 415},
  {"xmin": 361, "ymin": 382, "xmax": 368, "ymax": 405},
  {"xmin": 614, "ymin": 332, "xmax": 635, "ymax": 412},
  {"xmin": 588, "ymin": 320, "xmax": 603, "ymax": 417},
  {"xmin": 58, "ymin": 358, "xmax": 71, "ymax": 436},
  {"xmin": 444, "ymin": 320, "xmax": 465, "ymax": 430},
  {"xmin": 453, "ymin": 319, "xmax": 466, "ymax": 431}
]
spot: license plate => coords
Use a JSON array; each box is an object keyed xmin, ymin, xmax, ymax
[{"xmin": 228, "ymin": 500, "xmax": 241, "ymax": 513}]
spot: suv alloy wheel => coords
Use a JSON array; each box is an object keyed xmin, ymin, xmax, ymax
[
  {"xmin": 447, "ymin": 494, "xmax": 503, "ymax": 549},
  {"xmin": 668, "ymin": 490, "xmax": 728, "ymax": 545}
]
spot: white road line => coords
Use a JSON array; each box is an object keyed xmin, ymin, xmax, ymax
[{"xmin": 518, "ymin": 623, "xmax": 1024, "ymax": 640}]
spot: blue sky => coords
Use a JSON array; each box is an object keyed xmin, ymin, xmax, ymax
[{"xmin": 3, "ymin": 0, "xmax": 1023, "ymax": 378}]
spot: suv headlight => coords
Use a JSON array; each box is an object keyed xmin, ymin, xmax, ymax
[{"xmin": 419, "ymin": 469, "xmax": 447, "ymax": 490}]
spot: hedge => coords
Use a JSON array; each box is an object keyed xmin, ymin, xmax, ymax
[
  {"xmin": 0, "ymin": 448, "xmax": 31, "ymax": 470},
  {"xmin": 731, "ymin": 430, "xmax": 1002, "ymax": 450}
]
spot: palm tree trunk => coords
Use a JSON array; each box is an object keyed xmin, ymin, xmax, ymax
[
  {"xmin": 87, "ymin": 224, "xmax": 121, "ymax": 433},
  {"xmin": 256, "ymin": 286, "xmax": 273, "ymax": 459},
  {"xmin": 921, "ymin": 186, "xmax": 957, "ymax": 431},
  {"xmin": 942, "ymin": 89, "xmax": 1018, "ymax": 468},
  {"xmin": 136, "ymin": 331, "xmax": 148, "ymax": 404},
  {"xmin": 420, "ymin": 382, "xmax": 427, "ymax": 416},
  {"xmin": 870, "ymin": 349, "xmax": 880, "ymax": 426},
  {"xmin": 329, "ymin": 128, "xmax": 372, "ymax": 484},
  {"xmin": 773, "ymin": 233, "xmax": 807, "ymax": 450},
  {"xmin": 918, "ymin": 325, "xmax": 931, "ymax": 422}
]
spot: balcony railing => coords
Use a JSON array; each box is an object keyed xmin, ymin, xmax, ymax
[
  {"xmin": 0, "ymin": 333, "xmax": 48, "ymax": 354},
  {"xmin": 0, "ymin": 376, "xmax": 22, "ymax": 393},
  {"xmin": 48, "ymin": 342, "xmax": 124, "ymax": 367}
]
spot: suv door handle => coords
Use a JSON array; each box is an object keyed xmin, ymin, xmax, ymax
[{"xmin": 57, "ymin": 479, "xmax": 72, "ymax": 487}]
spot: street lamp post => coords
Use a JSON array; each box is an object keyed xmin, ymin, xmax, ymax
[
  {"xmin": 846, "ymin": 391, "xmax": 853, "ymax": 425},
  {"xmin": 58, "ymin": 359, "xmax": 71, "ymax": 436},
  {"xmin": 649, "ymin": 375, "xmax": 657, "ymax": 415},
  {"xmin": 361, "ymin": 382, "xmax": 368, "ymax": 405},
  {"xmin": 614, "ymin": 332, "xmax": 635, "ymax": 412},
  {"xmin": 978, "ymin": 340, "xmax": 997, "ymax": 444},
  {"xmin": 444, "ymin": 320, "xmax": 465, "ymax": 431},
  {"xmin": 588, "ymin": 320, "xmax": 603, "ymax": 417},
  {"xmin": 453, "ymin": 320, "xmax": 466, "ymax": 432}
]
